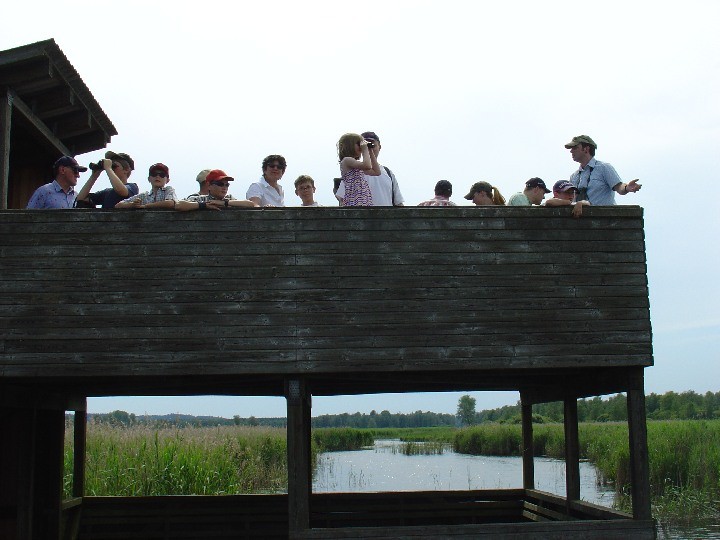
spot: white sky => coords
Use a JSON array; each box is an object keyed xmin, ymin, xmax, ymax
[{"xmin": 4, "ymin": 1, "xmax": 719, "ymax": 418}]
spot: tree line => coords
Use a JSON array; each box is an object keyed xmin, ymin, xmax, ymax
[{"xmin": 78, "ymin": 390, "xmax": 719, "ymax": 428}]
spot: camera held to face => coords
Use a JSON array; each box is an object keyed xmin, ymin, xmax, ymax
[{"xmin": 365, "ymin": 140, "xmax": 375, "ymax": 148}]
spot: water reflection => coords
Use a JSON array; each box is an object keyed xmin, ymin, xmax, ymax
[{"xmin": 313, "ymin": 438, "xmax": 614, "ymax": 506}]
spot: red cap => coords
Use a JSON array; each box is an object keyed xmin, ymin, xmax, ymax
[
  {"xmin": 205, "ymin": 169, "xmax": 234, "ymax": 183},
  {"xmin": 149, "ymin": 163, "xmax": 169, "ymax": 176}
]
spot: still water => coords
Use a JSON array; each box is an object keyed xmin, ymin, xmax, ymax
[{"xmin": 312, "ymin": 439, "xmax": 720, "ymax": 540}]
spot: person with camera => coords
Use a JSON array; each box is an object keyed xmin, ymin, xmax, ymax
[
  {"xmin": 26, "ymin": 156, "xmax": 87, "ymax": 209},
  {"xmin": 565, "ymin": 135, "xmax": 641, "ymax": 205},
  {"xmin": 115, "ymin": 163, "xmax": 177, "ymax": 209},
  {"xmin": 335, "ymin": 131, "xmax": 405, "ymax": 206},
  {"xmin": 176, "ymin": 169, "xmax": 258, "ymax": 211},
  {"xmin": 76, "ymin": 151, "xmax": 139, "ymax": 208}
]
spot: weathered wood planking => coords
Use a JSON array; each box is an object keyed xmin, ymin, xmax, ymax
[{"xmin": 0, "ymin": 207, "xmax": 653, "ymax": 388}]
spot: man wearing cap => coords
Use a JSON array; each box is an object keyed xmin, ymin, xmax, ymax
[
  {"xmin": 246, "ymin": 155, "xmax": 286, "ymax": 207},
  {"xmin": 565, "ymin": 135, "xmax": 641, "ymax": 205},
  {"xmin": 418, "ymin": 180, "xmax": 456, "ymax": 206},
  {"xmin": 335, "ymin": 132, "xmax": 405, "ymax": 206},
  {"xmin": 186, "ymin": 169, "xmax": 211, "ymax": 198},
  {"xmin": 507, "ymin": 178, "xmax": 550, "ymax": 206},
  {"xmin": 26, "ymin": 156, "xmax": 87, "ymax": 209},
  {"xmin": 544, "ymin": 180, "xmax": 591, "ymax": 218},
  {"xmin": 76, "ymin": 151, "xmax": 139, "ymax": 209},
  {"xmin": 115, "ymin": 163, "xmax": 178, "ymax": 209},
  {"xmin": 176, "ymin": 169, "xmax": 258, "ymax": 211}
]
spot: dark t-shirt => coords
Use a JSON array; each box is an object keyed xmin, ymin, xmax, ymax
[{"xmin": 88, "ymin": 183, "xmax": 139, "ymax": 209}]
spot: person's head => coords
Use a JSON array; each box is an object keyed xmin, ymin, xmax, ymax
[
  {"xmin": 106, "ymin": 151, "xmax": 134, "ymax": 179},
  {"xmin": 294, "ymin": 175, "xmax": 316, "ymax": 205},
  {"xmin": 205, "ymin": 169, "xmax": 234, "ymax": 199},
  {"xmin": 434, "ymin": 180, "xmax": 452, "ymax": 198},
  {"xmin": 262, "ymin": 155, "xmax": 286, "ymax": 183},
  {"xmin": 53, "ymin": 156, "xmax": 87, "ymax": 188},
  {"xmin": 361, "ymin": 131, "xmax": 381, "ymax": 154},
  {"xmin": 195, "ymin": 169, "xmax": 211, "ymax": 194},
  {"xmin": 337, "ymin": 133, "xmax": 363, "ymax": 161},
  {"xmin": 524, "ymin": 177, "xmax": 550, "ymax": 204},
  {"xmin": 552, "ymin": 180, "xmax": 578, "ymax": 201},
  {"xmin": 148, "ymin": 163, "xmax": 170, "ymax": 189},
  {"xmin": 465, "ymin": 181, "xmax": 506, "ymax": 206},
  {"xmin": 565, "ymin": 135, "xmax": 596, "ymax": 165}
]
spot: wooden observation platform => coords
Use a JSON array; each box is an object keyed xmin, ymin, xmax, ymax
[{"xmin": 0, "ymin": 206, "xmax": 655, "ymax": 539}]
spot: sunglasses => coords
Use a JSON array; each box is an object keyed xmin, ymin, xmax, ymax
[
  {"xmin": 209, "ymin": 180, "xmax": 231, "ymax": 187},
  {"xmin": 150, "ymin": 172, "xmax": 168, "ymax": 178},
  {"xmin": 266, "ymin": 164, "xmax": 284, "ymax": 170}
]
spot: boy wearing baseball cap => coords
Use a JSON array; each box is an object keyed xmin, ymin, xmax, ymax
[
  {"xmin": 544, "ymin": 180, "xmax": 591, "ymax": 218},
  {"xmin": 176, "ymin": 169, "xmax": 258, "ymax": 211}
]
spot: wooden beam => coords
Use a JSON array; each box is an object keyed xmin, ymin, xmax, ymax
[
  {"xmin": 8, "ymin": 88, "xmax": 70, "ymax": 156},
  {"xmin": 0, "ymin": 87, "xmax": 10, "ymax": 210},
  {"xmin": 520, "ymin": 394, "xmax": 534, "ymax": 490},
  {"xmin": 73, "ymin": 407, "xmax": 87, "ymax": 498},
  {"xmin": 33, "ymin": 409, "xmax": 64, "ymax": 539},
  {"xmin": 627, "ymin": 378, "xmax": 651, "ymax": 520},
  {"xmin": 286, "ymin": 378, "xmax": 311, "ymax": 533},
  {"xmin": 563, "ymin": 398, "xmax": 580, "ymax": 504}
]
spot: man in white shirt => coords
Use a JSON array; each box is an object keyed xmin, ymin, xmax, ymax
[
  {"xmin": 246, "ymin": 155, "xmax": 286, "ymax": 207},
  {"xmin": 335, "ymin": 131, "xmax": 404, "ymax": 206}
]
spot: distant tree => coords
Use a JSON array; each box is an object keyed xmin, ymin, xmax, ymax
[
  {"xmin": 233, "ymin": 415, "xmax": 241, "ymax": 426},
  {"xmin": 249, "ymin": 416, "xmax": 259, "ymax": 427},
  {"xmin": 457, "ymin": 395, "xmax": 477, "ymax": 426}
]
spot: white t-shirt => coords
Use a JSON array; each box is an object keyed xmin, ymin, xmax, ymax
[{"xmin": 246, "ymin": 176, "xmax": 284, "ymax": 207}]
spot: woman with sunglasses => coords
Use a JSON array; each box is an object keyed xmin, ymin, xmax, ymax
[{"xmin": 245, "ymin": 154, "xmax": 287, "ymax": 207}]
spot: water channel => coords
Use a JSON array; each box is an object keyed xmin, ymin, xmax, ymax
[{"xmin": 312, "ymin": 439, "xmax": 720, "ymax": 539}]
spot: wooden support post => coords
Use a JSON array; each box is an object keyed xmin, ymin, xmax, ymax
[
  {"xmin": 520, "ymin": 394, "xmax": 534, "ymax": 490},
  {"xmin": 627, "ymin": 376, "xmax": 652, "ymax": 520},
  {"xmin": 14, "ymin": 408, "xmax": 37, "ymax": 540},
  {"xmin": 33, "ymin": 408, "xmax": 64, "ymax": 539},
  {"xmin": 72, "ymin": 408, "xmax": 87, "ymax": 498},
  {"xmin": 286, "ymin": 379, "xmax": 311, "ymax": 534},
  {"xmin": 563, "ymin": 398, "xmax": 581, "ymax": 503},
  {"xmin": 0, "ymin": 87, "xmax": 12, "ymax": 210}
]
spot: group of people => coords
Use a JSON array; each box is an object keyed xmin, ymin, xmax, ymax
[{"xmin": 26, "ymin": 132, "xmax": 640, "ymax": 214}]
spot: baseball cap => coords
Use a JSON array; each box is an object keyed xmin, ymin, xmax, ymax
[
  {"xmin": 205, "ymin": 169, "xmax": 234, "ymax": 183},
  {"xmin": 54, "ymin": 155, "xmax": 87, "ymax": 172},
  {"xmin": 105, "ymin": 151, "xmax": 135, "ymax": 170},
  {"xmin": 525, "ymin": 178, "xmax": 551, "ymax": 193},
  {"xmin": 361, "ymin": 131, "xmax": 380, "ymax": 142},
  {"xmin": 196, "ymin": 169, "xmax": 211, "ymax": 184},
  {"xmin": 464, "ymin": 181, "xmax": 493, "ymax": 200},
  {"xmin": 564, "ymin": 135, "xmax": 597, "ymax": 149},
  {"xmin": 149, "ymin": 163, "xmax": 169, "ymax": 176},
  {"xmin": 553, "ymin": 180, "xmax": 577, "ymax": 193}
]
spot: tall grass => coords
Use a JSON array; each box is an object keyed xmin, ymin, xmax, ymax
[{"xmin": 65, "ymin": 423, "xmax": 288, "ymax": 497}]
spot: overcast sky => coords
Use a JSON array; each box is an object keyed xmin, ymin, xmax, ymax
[{"xmin": 4, "ymin": 1, "xmax": 719, "ymax": 418}]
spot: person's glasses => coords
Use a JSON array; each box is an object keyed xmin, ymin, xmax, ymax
[
  {"xmin": 266, "ymin": 164, "xmax": 284, "ymax": 170},
  {"xmin": 210, "ymin": 180, "xmax": 231, "ymax": 187},
  {"xmin": 151, "ymin": 172, "xmax": 168, "ymax": 178}
]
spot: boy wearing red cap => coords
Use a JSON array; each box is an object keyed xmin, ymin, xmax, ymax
[
  {"xmin": 115, "ymin": 163, "xmax": 177, "ymax": 209},
  {"xmin": 176, "ymin": 169, "xmax": 258, "ymax": 211}
]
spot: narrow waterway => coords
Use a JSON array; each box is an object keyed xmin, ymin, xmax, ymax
[{"xmin": 312, "ymin": 439, "xmax": 720, "ymax": 539}]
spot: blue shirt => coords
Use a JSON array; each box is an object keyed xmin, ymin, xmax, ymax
[
  {"xmin": 569, "ymin": 158, "xmax": 622, "ymax": 206},
  {"xmin": 88, "ymin": 183, "xmax": 140, "ymax": 209},
  {"xmin": 26, "ymin": 180, "xmax": 77, "ymax": 209}
]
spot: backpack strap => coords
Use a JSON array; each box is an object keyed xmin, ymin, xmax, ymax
[{"xmin": 383, "ymin": 166, "xmax": 397, "ymax": 206}]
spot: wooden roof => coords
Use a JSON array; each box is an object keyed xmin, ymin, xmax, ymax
[{"xmin": 0, "ymin": 39, "xmax": 117, "ymax": 155}]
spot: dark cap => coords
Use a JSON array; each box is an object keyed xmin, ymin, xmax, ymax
[
  {"xmin": 105, "ymin": 151, "xmax": 135, "ymax": 170},
  {"xmin": 526, "ymin": 177, "xmax": 551, "ymax": 193},
  {"xmin": 54, "ymin": 155, "xmax": 87, "ymax": 172},
  {"xmin": 553, "ymin": 180, "xmax": 577, "ymax": 193},
  {"xmin": 464, "ymin": 181, "xmax": 493, "ymax": 200},
  {"xmin": 361, "ymin": 131, "xmax": 380, "ymax": 142},
  {"xmin": 149, "ymin": 163, "xmax": 169, "ymax": 176},
  {"xmin": 205, "ymin": 169, "xmax": 234, "ymax": 183},
  {"xmin": 434, "ymin": 180, "xmax": 452, "ymax": 196},
  {"xmin": 564, "ymin": 135, "xmax": 597, "ymax": 149}
]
